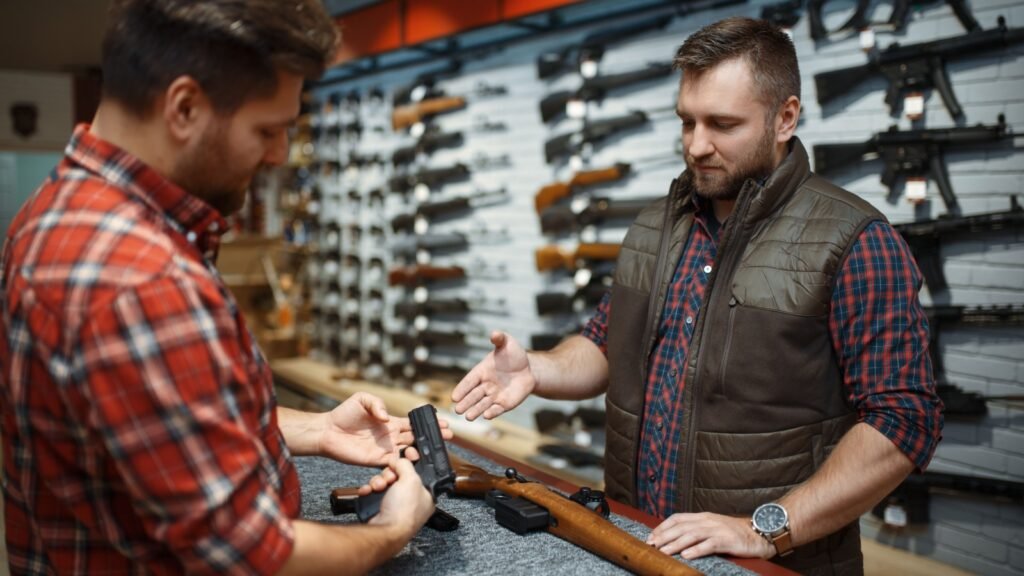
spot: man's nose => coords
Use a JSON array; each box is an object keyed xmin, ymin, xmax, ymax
[{"xmin": 688, "ymin": 124, "xmax": 714, "ymax": 158}]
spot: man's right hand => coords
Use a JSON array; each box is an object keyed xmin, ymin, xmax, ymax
[
  {"xmin": 451, "ymin": 331, "xmax": 536, "ymax": 420},
  {"xmin": 370, "ymin": 457, "xmax": 434, "ymax": 539}
]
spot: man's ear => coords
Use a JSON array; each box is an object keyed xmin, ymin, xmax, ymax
[
  {"xmin": 775, "ymin": 95, "xmax": 801, "ymax": 143},
  {"xmin": 162, "ymin": 76, "xmax": 211, "ymax": 143}
]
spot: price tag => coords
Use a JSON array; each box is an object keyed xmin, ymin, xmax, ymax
[
  {"xmin": 574, "ymin": 430, "xmax": 593, "ymax": 448},
  {"xmin": 570, "ymin": 196, "xmax": 589, "ymax": 213},
  {"xmin": 414, "ymin": 182, "xmax": 431, "ymax": 203},
  {"xmin": 567, "ymin": 98, "xmax": 587, "ymax": 119},
  {"xmin": 883, "ymin": 503, "xmax": 908, "ymax": 528},
  {"xmin": 416, "ymin": 249, "xmax": 431, "ymax": 265},
  {"xmin": 574, "ymin": 268, "xmax": 593, "ymax": 288},
  {"xmin": 410, "ymin": 122, "xmax": 425, "ymax": 138},
  {"xmin": 580, "ymin": 225, "xmax": 598, "ymax": 243},
  {"xmin": 580, "ymin": 59, "xmax": 599, "ymax": 79},
  {"xmin": 414, "ymin": 346, "xmax": 430, "ymax": 362},
  {"xmin": 569, "ymin": 155, "xmax": 585, "ymax": 172},
  {"xmin": 410, "ymin": 85, "xmax": 426, "ymax": 103},
  {"xmin": 904, "ymin": 178, "xmax": 928, "ymax": 204},
  {"xmin": 414, "ymin": 316, "xmax": 429, "ymax": 331},
  {"xmin": 904, "ymin": 93, "xmax": 925, "ymax": 120},
  {"xmin": 859, "ymin": 28, "xmax": 876, "ymax": 51},
  {"xmin": 413, "ymin": 286, "xmax": 430, "ymax": 303},
  {"xmin": 414, "ymin": 215, "xmax": 430, "ymax": 235}
]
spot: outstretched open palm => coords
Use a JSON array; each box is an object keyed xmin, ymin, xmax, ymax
[{"xmin": 452, "ymin": 331, "xmax": 537, "ymax": 420}]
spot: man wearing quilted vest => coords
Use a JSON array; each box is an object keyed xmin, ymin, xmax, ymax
[{"xmin": 453, "ymin": 16, "xmax": 942, "ymax": 576}]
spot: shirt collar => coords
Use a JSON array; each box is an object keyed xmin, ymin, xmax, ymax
[{"xmin": 66, "ymin": 124, "xmax": 229, "ymax": 260}]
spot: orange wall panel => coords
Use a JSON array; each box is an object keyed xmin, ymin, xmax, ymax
[
  {"xmin": 334, "ymin": 1, "xmax": 403, "ymax": 64},
  {"xmin": 405, "ymin": 0, "xmax": 501, "ymax": 45},
  {"xmin": 502, "ymin": 0, "xmax": 580, "ymax": 19}
]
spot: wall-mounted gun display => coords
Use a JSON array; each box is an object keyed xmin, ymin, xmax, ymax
[
  {"xmin": 392, "ymin": 128, "xmax": 465, "ymax": 166},
  {"xmin": 388, "ymin": 261, "xmax": 506, "ymax": 286},
  {"xmin": 535, "ymin": 284, "xmax": 609, "ymax": 316},
  {"xmin": 541, "ymin": 195, "xmax": 659, "ymax": 235},
  {"xmin": 392, "ymin": 95, "xmax": 467, "ymax": 131},
  {"xmin": 545, "ymin": 111, "xmax": 649, "ymax": 164},
  {"xmin": 393, "ymin": 294, "xmax": 507, "ymax": 319},
  {"xmin": 807, "ymin": 0, "xmax": 980, "ymax": 42},
  {"xmin": 389, "ymin": 162, "xmax": 471, "ymax": 195},
  {"xmin": 892, "ymin": 196, "xmax": 1024, "ymax": 293},
  {"xmin": 812, "ymin": 117, "xmax": 1017, "ymax": 217},
  {"xmin": 539, "ymin": 62, "xmax": 673, "ymax": 123},
  {"xmin": 814, "ymin": 20, "xmax": 1024, "ymax": 118},
  {"xmin": 537, "ymin": 14, "xmax": 673, "ymax": 80},
  {"xmin": 391, "ymin": 229, "xmax": 510, "ymax": 259},
  {"xmin": 924, "ymin": 303, "xmax": 1024, "ymax": 416},
  {"xmin": 391, "ymin": 188, "xmax": 508, "ymax": 233},
  {"xmin": 535, "ymin": 163, "xmax": 632, "ymax": 213},
  {"xmin": 872, "ymin": 470, "xmax": 1024, "ymax": 526},
  {"xmin": 535, "ymin": 243, "xmax": 621, "ymax": 272}
]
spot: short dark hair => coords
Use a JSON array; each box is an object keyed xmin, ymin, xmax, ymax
[
  {"xmin": 101, "ymin": 0, "xmax": 339, "ymax": 116},
  {"xmin": 673, "ymin": 17, "xmax": 799, "ymax": 113}
]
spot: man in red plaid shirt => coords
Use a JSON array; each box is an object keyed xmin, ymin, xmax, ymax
[
  {"xmin": 453, "ymin": 17, "xmax": 942, "ymax": 575},
  {"xmin": 1, "ymin": 1, "xmax": 446, "ymax": 574}
]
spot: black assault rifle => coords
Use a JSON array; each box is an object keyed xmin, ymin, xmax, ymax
[
  {"xmin": 388, "ymin": 162, "xmax": 471, "ymax": 195},
  {"xmin": 814, "ymin": 19, "xmax": 1024, "ymax": 118},
  {"xmin": 893, "ymin": 196, "xmax": 1024, "ymax": 293},
  {"xmin": 812, "ymin": 117, "xmax": 1016, "ymax": 217},
  {"xmin": 540, "ymin": 195, "xmax": 658, "ymax": 235},
  {"xmin": 539, "ymin": 62, "xmax": 673, "ymax": 123},
  {"xmin": 808, "ymin": 0, "xmax": 980, "ymax": 42},
  {"xmin": 545, "ymin": 111, "xmax": 649, "ymax": 164},
  {"xmin": 391, "ymin": 188, "xmax": 508, "ymax": 233},
  {"xmin": 537, "ymin": 14, "xmax": 673, "ymax": 80}
]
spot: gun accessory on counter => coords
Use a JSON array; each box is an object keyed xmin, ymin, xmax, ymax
[
  {"xmin": 814, "ymin": 20, "xmax": 1024, "ymax": 118},
  {"xmin": 535, "ymin": 163, "xmax": 632, "ymax": 213},
  {"xmin": 329, "ymin": 405, "xmax": 455, "ymax": 524},
  {"xmin": 392, "ymin": 95, "xmax": 467, "ymax": 131},
  {"xmin": 450, "ymin": 455, "xmax": 699, "ymax": 575},
  {"xmin": 392, "ymin": 188, "xmax": 509, "ymax": 233},
  {"xmin": 808, "ymin": 0, "xmax": 980, "ymax": 42},
  {"xmin": 535, "ymin": 243, "xmax": 621, "ymax": 273},
  {"xmin": 388, "ymin": 162, "xmax": 471, "ymax": 195},
  {"xmin": 892, "ymin": 196, "xmax": 1024, "ymax": 292},
  {"xmin": 541, "ymin": 195, "xmax": 658, "ymax": 234},
  {"xmin": 812, "ymin": 117, "xmax": 1016, "ymax": 217},
  {"xmin": 545, "ymin": 111, "xmax": 649, "ymax": 164},
  {"xmin": 924, "ymin": 304, "xmax": 1024, "ymax": 416},
  {"xmin": 539, "ymin": 62, "xmax": 673, "ymax": 123},
  {"xmin": 537, "ymin": 14, "xmax": 673, "ymax": 80}
]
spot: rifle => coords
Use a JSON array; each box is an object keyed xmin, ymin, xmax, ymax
[
  {"xmin": 761, "ymin": 0, "xmax": 803, "ymax": 29},
  {"xmin": 536, "ymin": 284, "xmax": 609, "ymax": 316},
  {"xmin": 449, "ymin": 455, "xmax": 699, "ymax": 575},
  {"xmin": 392, "ymin": 95, "xmax": 467, "ymax": 131},
  {"xmin": 541, "ymin": 195, "xmax": 659, "ymax": 234},
  {"xmin": 535, "ymin": 243, "xmax": 621, "ymax": 273},
  {"xmin": 391, "ymin": 229, "xmax": 510, "ymax": 258},
  {"xmin": 872, "ymin": 470, "xmax": 1024, "ymax": 526},
  {"xmin": 392, "ymin": 128, "xmax": 465, "ymax": 166},
  {"xmin": 535, "ymin": 163, "xmax": 631, "ymax": 213},
  {"xmin": 539, "ymin": 62, "xmax": 674, "ymax": 123},
  {"xmin": 388, "ymin": 162, "xmax": 471, "ymax": 195},
  {"xmin": 391, "ymin": 325, "xmax": 493, "ymax": 350},
  {"xmin": 388, "ymin": 265, "xmax": 466, "ymax": 286},
  {"xmin": 545, "ymin": 111, "xmax": 649, "ymax": 164},
  {"xmin": 537, "ymin": 14, "xmax": 674, "ymax": 80},
  {"xmin": 329, "ymin": 405, "xmax": 458, "ymax": 529},
  {"xmin": 923, "ymin": 304, "xmax": 1024, "ymax": 416},
  {"xmin": 391, "ymin": 188, "xmax": 508, "ymax": 233},
  {"xmin": 808, "ymin": 0, "xmax": 980, "ymax": 42},
  {"xmin": 892, "ymin": 196, "xmax": 1024, "ymax": 292},
  {"xmin": 814, "ymin": 20, "xmax": 1024, "ymax": 118},
  {"xmin": 812, "ymin": 118, "xmax": 1016, "ymax": 217},
  {"xmin": 393, "ymin": 294, "xmax": 507, "ymax": 319},
  {"xmin": 392, "ymin": 60, "xmax": 463, "ymax": 106}
]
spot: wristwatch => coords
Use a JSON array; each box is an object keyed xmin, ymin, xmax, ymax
[{"xmin": 751, "ymin": 502, "xmax": 794, "ymax": 557}]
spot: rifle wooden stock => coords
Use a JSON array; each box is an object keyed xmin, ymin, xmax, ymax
[
  {"xmin": 450, "ymin": 455, "xmax": 700, "ymax": 576},
  {"xmin": 534, "ymin": 164, "xmax": 630, "ymax": 213},
  {"xmin": 535, "ymin": 243, "xmax": 621, "ymax": 272},
  {"xmin": 392, "ymin": 96, "xmax": 467, "ymax": 131},
  {"xmin": 387, "ymin": 265, "xmax": 466, "ymax": 286}
]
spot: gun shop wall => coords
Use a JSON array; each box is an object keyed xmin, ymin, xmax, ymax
[{"xmin": 0, "ymin": 0, "xmax": 1022, "ymax": 574}]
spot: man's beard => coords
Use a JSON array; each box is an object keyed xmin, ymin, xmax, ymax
[
  {"xmin": 686, "ymin": 124, "xmax": 778, "ymax": 201},
  {"xmin": 173, "ymin": 123, "xmax": 254, "ymax": 216}
]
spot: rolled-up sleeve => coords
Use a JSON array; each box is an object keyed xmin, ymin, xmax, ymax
[
  {"xmin": 829, "ymin": 221, "xmax": 944, "ymax": 471},
  {"xmin": 580, "ymin": 290, "xmax": 611, "ymax": 355}
]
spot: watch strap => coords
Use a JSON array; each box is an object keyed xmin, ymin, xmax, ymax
[{"xmin": 771, "ymin": 529, "xmax": 794, "ymax": 557}]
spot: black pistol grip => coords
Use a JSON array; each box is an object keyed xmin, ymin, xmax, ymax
[{"xmin": 409, "ymin": 405, "xmax": 455, "ymax": 498}]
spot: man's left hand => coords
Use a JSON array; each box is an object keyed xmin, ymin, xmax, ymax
[
  {"xmin": 646, "ymin": 512, "xmax": 775, "ymax": 560},
  {"xmin": 316, "ymin": 392, "xmax": 453, "ymax": 467}
]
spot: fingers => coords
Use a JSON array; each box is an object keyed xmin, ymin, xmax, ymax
[
  {"xmin": 437, "ymin": 419, "xmax": 455, "ymax": 440},
  {"xmin": 490, "ymin": 330, "xmax": 507, "ymax": 349},
  {"xmin": 463, "ymin": 394, "xmax": 494, "ymax": 422},
  {"xmin": 454, "ymin": 378, "xmax": 490, "ymax": 417},
  {"xmin": 355, "ymin": 392, "xmax": 390, "ymax": 422},
  {"xmin": 482, "ymin": 404, "xmax": 505, "ymax": 419},
  {"xmin": 451, "ymin": 365, "xmax": 482, "ymax": 405},
  {"xmin": 402, "ymin": 446, "xmax": 420, "ymax": 461}
]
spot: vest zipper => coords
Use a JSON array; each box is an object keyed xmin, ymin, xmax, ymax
[
  {"xmin": 680, "ymin": 185, "xmax": 757, "ymax": 512},
  {"xmin": 717, "ymin": 300, "xmax": 738, "ymax": 397}
]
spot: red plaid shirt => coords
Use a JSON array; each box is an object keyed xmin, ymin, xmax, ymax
[
  {"xmin": 1, "ymin": 125, "xmax": 301, "ymax": 575},
  {"xmin": 583, "ymin": 194, "xmax": 942, "ymax": 517}
]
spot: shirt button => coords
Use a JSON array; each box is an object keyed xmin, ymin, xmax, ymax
[
  {"xmin": 186, "ymin": 231, "xmax": 197, "ymax": 243},
  {"xmin": 669, "ymin": 369, "xmax": 677, "ymax": 377},
  {"xmin": 703, "ymin": 265, "xmax": 712, "ymax": 274},
  {"xmin": 656, "ymin": 420, "xmax": 664, "ymax": 431},
  {"xmin": 648, "ymin": 474, "xmax": 657, "ymax": 483},
  {"xmin": 685, "ymin": 316, "xmax": 693, "ymax": 325},
  {"xmin": 209, "ymin": 221, "xmax": 220, "ymax": 232}
]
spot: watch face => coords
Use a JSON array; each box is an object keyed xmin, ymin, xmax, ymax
[{"xmin": 753, "ymin": 503, "xmax": 788, "ymax": 533}]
